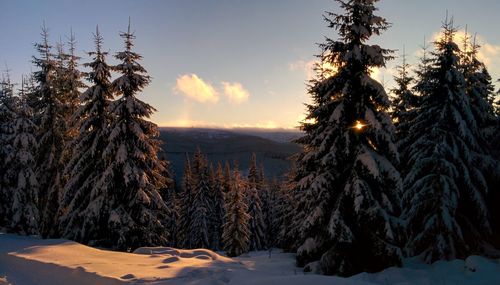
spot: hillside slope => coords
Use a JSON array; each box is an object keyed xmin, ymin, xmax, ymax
[{"xmin": 158, "ymin": 128, "xmax": 302, "ymax": 181}]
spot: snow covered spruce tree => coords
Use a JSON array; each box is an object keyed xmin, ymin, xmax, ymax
[
  {"xmin": 390, "ymin": 49, "xmax": 417, "ymax": 140},
  {"xmin": 98, "ymin": 22, "xmax": 169, "ymax": 250},
  {"xmin": 292, "ymin": 0, "xmax": 402, "ymax": 276},
  {"xmin": 276, "ymin": 163, "xmax": 300, "ymax": 251},
  {"xmin": 222, "ymin": 164, "xmax": 250, "ymax": 257},
  {"xmin": 161, "ymin": 179, "xmax": 179, "ymax": 248},
  {"xmin": 31, "ymin": 25, "xmax": 66, "ymax": 237},
  {"xmin": 58, "ymin": 28, "xmax": 115, "ymax": 244},
  {"xmin": 402, "ymin": 20, "xmax": 496, "ymax": 262},
  {"xmin": 461, "ymin": 34, "xmax": 500, "ymax": 249},
  {"xmin": 0, "ymin": 73, "xmax": 17, "ymax": 228},
  {"xmin": 57, "ymin": 32, "xmax": 85, "ymax": 165},
  {"xmin": 177, "ymin": 155, "xmax": 194, "ymax": 248},
  {"xmin": 265, "ymin": 176, "xmax": 281, "ymax": 247},
  {"xmin": 4, "ymin": 80, "xmax": 40, "ymax": 235},
  {"xmin": 258, "ymin": 166, "xmax": 274, "ymax": 247},
  {"xmin": 460, "ymin": 33, "xmax": 498, "ymax": 149},
  {"xmin": 189, "ymin": 148, "xmax": 212, "ymax": 249},
  {"xmin": 209, "ymin": 162, "xmax": 226, "ymax": 250},
  {"xmin": 246, "ymin": 153, "xmax": 267, "ymax": 250}
]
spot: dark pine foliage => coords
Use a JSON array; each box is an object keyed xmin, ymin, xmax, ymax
[
  {"xmin": 402, "ymin": 20, "xmax": 496, "ymax": 262},
  {"xmin": 292, "ymin": 0, "xmax": 403, "ymax": 276}
]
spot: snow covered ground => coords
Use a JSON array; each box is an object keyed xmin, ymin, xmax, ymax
[{"xmin": 1, "ymin": 233, "xmax": 499, "ymax": 285}]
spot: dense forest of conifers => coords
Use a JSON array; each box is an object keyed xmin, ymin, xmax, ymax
[{"xmin": 1, "ymin": 0, "xmax": 499, "ymax": 277}]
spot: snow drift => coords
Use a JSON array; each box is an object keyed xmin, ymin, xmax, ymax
[{"xmin": 1, "ymin": 233, "xmax": 499, "ymax": 284}]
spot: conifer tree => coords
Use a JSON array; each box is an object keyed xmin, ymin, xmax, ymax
[
  {"xmin": 259, "ymin": 166, "xmax": 273, "ymax": 248},
  {"xmin": 157, "ymin": 159, "xmax": 177, "ymax": 247},
  {"xmin": 4, "ymin": 79, "xmax": 39, "ymax": 235},
  {"xmin": 276, "ymin": 163, "xmax": 300, "ymax": 251},
  {"xmin": 495, "ymin": 81, "xmax": 500, "ymax": 117},
  {"xmin": 223, "ymin": 162, "xmax": 232, "ymax": 194},
  {"xmin": 246, "ymin": 153, "xmax": 267, "ymax": 250},
  {"xmin": 160, "ymin": 170, "xmax": 179, "ymax": 248},
  {"xmin": 0, "ymin": 72, "xmax": 17, "ymax": 228},
  {"xmin": 402, "ymin": 20, "xmax": 495, "ymax": 262},
  {"xmin": 292, "ymin": 0, "xmax": 402, "ymax": 276},
  {"xmin": 62, "ymin": 31, "xmax": 84, "ymax": 127},
  {"xmin": 461, "ymin": 35, "xmax": 500, "ymax": 244},
  {"xmin": 209, "ymin": 162, "xmax": 226, "ymax": 250},
  {"xmin": 177, "ymin": 155, "xmax": 194, "ymax": 248},
  {"xmin": 460, "ymin": 32, "xmax": 498, "ymax": 146},
  {"xmin": 390, "ymin": 48, "xmax": 417, "ymax": 135},
  {"xmin": 98, "ymin": 21, "xmax": 169, "ymax": 249},
  {"xmin": 223, "ymin": 164, "xmax": 250, "ymax": 257},
  {"xmin": 32, "ymin": 25, "xmax": 65, "ymax": 237},
  {"xmin": 189, "ymin": 148, "xmax": 212, "ymax": 249},
  {"xmin": 266, "ymin": 176, "xmax": 284, "ymax": 248},
  {"xmin": 59, "ymin": 28, "xmax": 115, "ymax": 244},
  {"xmin": 59, "ymin": 31, "xmax": 85, "ymax": 173}
]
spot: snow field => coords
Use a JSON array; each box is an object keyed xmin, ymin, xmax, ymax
[{"xmin": 1, "ymin": 233, "xmax": 499, "ymax": 285}]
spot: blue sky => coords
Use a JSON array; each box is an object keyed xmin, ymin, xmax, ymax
[{"xmin": 1, "ymin": 0, "xmax": 499, "ymax": 128}]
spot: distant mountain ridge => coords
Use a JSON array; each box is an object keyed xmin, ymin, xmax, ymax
[{"xmin": 158, "ymin": 127, "xmax": 302, "ymax": 183}]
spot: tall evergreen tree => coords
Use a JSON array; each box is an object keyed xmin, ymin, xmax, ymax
[
  {"xmin": 460, "ymin": 33, "xmax": 498, "ymax": 147},
  {"xmin": 59, "ymin": 28, "xmax": 115, "ymax": 244},
  {"xmin": 58, "ymin": 31, "xmax": 85, "ymax": 177},
  {"xmin": 4, "ymin": 79, "xmax": 40, "ymax": 235},
  {"xmin": 222, "ymin": 164, "xmax": 250, "ymax": 257},
  {"xmin": 32, "ymin": 25, "xmax": 65, "ymax": 237},
  {"xmin": 402, "ymin": 20, "xmax": 495, "ymax": 262},
  {"xmin": 177, "ymin": 155, "xmax": 194, "ymax": 248},
  {"xmin": 0, "ymin": 72, "xmax": 17, "ymax": 228},
  {"xmin": 495, "ymin": 81, "xmax": 500, "ymax": 117},
  {"xmin": 209, "ymin": 162, "xmax": 226, "ymax": 250},
  {"xmin": 98, "ymin": 21, "xmax": 169, "ymax": 249},
  {"xmin": 265, "ymin": 176, "xmax": 281, "ymax": 248},
  {"xmin": 461, "ymin": 35, "xmax": 500, "ymax": 248},
  {"xmin": 258, "ymin": 165, "xmax": 274, "ymax": 248},
  {"xmin": 158, "ymin": 159, "xmax": 177, "ymax": 247},
  {"xmin": 189, "ymin": 148, "xmax": 212, "ymax": 249},
  {"xmin": 223, "ymin": 161, "xmax": 232, "ymax": 194},
  {"xmin": 277, "ymin": 162, "xmax": 300, "ymax": 251},
  {"xmin": 390, "ymin": 48, "xmax": 417, "ymax": 135},
  {"xmin": 246, "ymin": 153, "xmax": 267, "ymax": 250},
  {"xmin": 292, "ymin": 0, "xmax": 402, "ymax": 276}
]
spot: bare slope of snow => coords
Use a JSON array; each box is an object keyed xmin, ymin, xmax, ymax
[{"xmin": 1, "ymin": 233, "xmax": 499, "ymax": 285}]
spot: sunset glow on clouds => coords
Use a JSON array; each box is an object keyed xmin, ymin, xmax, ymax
[
  {"xmin": 222, "ymin": 82, "xmax": 250, "ymax": 104},
  {"xmin": 174, "ymin": 74, "xmax": 219, "ymax": 103},
  {"xmin": 160, "ymin": 119, "xmax": 283, "ymax": 129},
  {"xmin": 174, "ymin": 74, "xmax": 251, "ymax": 105}
]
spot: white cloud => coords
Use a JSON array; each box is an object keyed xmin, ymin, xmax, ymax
[
  {"xmin": 222, "ymin": 82, "xmax": 250, "ymax": 104},
  {"xmin": 174, "ymin": 74, "xmax": 219, "ymax": 103},
  {"xmin": 173, "ymin": 74, "xmax": 252, "ymax": 105}
]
